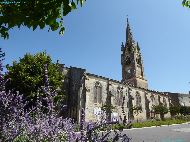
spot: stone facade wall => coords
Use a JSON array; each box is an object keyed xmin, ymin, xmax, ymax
[
  {"xmin": 84, "ymin": 75, "xmax": 108, "ymax": 122},
  {"xmin": 79, "ymin": 73, "xmax": 171, "ymax": 122},
  {"xmin": 168, "ymin": 93, "xmax": 180, "ymax": 107},
  {"xmin": 127, "ymin": 87, "xmax": 146, "ymax": 121},
  {"xmin": 168, "ymin": 93, "xmax": 190, "ymax": 107},
  {"xmin": 62, "ymin": 67, "xmax": 86, "ymax": 122},
  {"xmin": 109, "ymin": 80, "xmax": 128, "ymax": 123},
  {"xmin": 178, "ymin": 94, "xmax": 190, "ymax": 107},
  {"xmin": 84, "ymin": 74, "xmax": 130, "ymax": 122},
  {"xmin": 61, "ymin": 67, "xmax": 190, "ymax": 123}
]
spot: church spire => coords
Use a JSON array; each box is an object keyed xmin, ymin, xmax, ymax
[
  {"xmin": 122, "ymin": 18, "xmax": 148, "ymax": 89},
  {"xmin": 126, "ymin": 18, "xmax": 135, "ymax": 44}
]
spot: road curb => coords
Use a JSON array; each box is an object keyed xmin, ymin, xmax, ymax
[
  {"xmin": 124, "ymin": 121, "xmax": 190, "ymax": 131},
  {"xmin": 74, "ymin": 122, "xmax": 190, "ymax": 133}
]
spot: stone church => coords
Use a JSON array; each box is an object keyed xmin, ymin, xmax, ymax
[{"xmin": 61, "ymin": 19, "xmax": 190, "ymax": 123}]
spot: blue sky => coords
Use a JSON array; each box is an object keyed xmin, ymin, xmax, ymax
[{"xmin": 0, "ymin": 0, "xmax": 190, "ymax": 93}]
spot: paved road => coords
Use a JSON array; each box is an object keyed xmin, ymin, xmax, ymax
[{"xmin": 122, "ymin": 123, "xmax": 190, "ymax": 142}]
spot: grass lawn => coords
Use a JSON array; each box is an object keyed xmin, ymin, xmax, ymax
[{"xmin": 131, "ymin": 119, "xmax": 189, "ymax": 128}]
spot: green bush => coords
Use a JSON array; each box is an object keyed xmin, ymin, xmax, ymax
[
  {"xmin": 180, "ymin": 106, "xmax": 190, "ymax": 116},
  {"xmin": 113, "ymin": 124, "xmax": 125, "ymax": 130},
  {"xmin": 169, "ymin": 106, "xmax": 180, "ymax": 116},
  {"xmin": 13, "ymin": 135, "xmax": 30, "ymax": 142},
  {"xmin": 174, "ymin": 115, "xmax": 190, "ymax": 120}
]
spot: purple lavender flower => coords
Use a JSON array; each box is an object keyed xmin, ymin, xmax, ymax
[{"xmin": 0, "ymin": 61, "xmax": 77, "ymax": 142}]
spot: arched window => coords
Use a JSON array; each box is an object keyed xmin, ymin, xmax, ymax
[
  {"xmin": 116, "ymin": 87, "xmax": 123, "ymax": 106},
  {"xmin": 94, "ymin": 82, "xmax": 102, "ymax": 104},
  {"xmin": 136, "ymin": 92, "xmax": 141, "ymax": 107},
  {"xmin": 163, "ymin": 97, "xmax": 167, "ymax": 107},
  {"xmin": 150, "ymin": 94, "xmax": 155, "ymax": 103}
]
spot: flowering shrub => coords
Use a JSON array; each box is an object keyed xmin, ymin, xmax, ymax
[
  {"xmin": 0, "ymin": 91, "xmax": 26, "ymax": 141},
  {"xmin": 0, "ymin": 58, "xmax": 76, "ymax": 141},
  {"xmin": 0, "ymin": 90, "xmax": 76, "ymax": 142}
]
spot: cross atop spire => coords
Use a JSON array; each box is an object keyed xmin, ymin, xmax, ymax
[{"xmin": 126, "ymin": 18, "xmax": 135, "ymax": 44}]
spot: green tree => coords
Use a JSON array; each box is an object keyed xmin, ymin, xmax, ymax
[
  {"xmin": 182, "ymin": 0, "xmax": 190, "ymax": 8},
  {"xmin": 101, "ymin": 104, "xmax": 115, "ymax": 121},
  {"xmin": 0, "ymin": 0, "xmax": 86, "ymax": 39},
  {"xmin": 180, "ymin": 106, "xmax": 187, "ymax": 116},
  {"xmin": 169, "ymin": 105, "xmax": 180, "ymax": 117},
  {"xmin": 179, "ymin": 106, "xmax": 190, "ymax": 116},
  {"xmin": 5, "ymin": 52, "xmax": 64, "ymax": 107},
  {"xmin": 153, "ymin": 104, "xmax": 168, "ymax": 120}
]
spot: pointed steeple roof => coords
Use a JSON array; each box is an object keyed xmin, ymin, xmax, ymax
[
  {"xmin": 137, "ymin": 42, "xmax": 140, "ymax": 51},
  {"xmin": 126, "ymin": 18, "xmax": 135, "ymax": 44}
]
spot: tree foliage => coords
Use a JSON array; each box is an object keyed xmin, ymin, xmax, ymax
[
  {"xmin": 5, "ymin": 52, "xmax": 64, "ymax": 107},
  {"xmin": 0, "ymin": 0, "xmax": 86, "ymax": 39},
  {"xmin": 101, "ymin": 104, "xmax": 115, "ymax": 114},
  {"xmin": 182, "ymin": 0, "xmax": 190, "ymax": 8},
  {"xmin": 153, "ymin": 104, "xmax": 168, "ymax": 120},
  {"xmin": 179, "ymin": 106, "xmax": 190, "ymax": 116},
  {"xmin": 169, "ymin": 105, "xmax": 180, "ymax": 116},
  {"xmin": 153, "ymin": 104, "xmax": 168, "ymax": 114}
]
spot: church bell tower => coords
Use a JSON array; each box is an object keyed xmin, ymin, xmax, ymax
[{"xmin": 121, "ymin": 19, "xmax": 148, "ymax": 89}]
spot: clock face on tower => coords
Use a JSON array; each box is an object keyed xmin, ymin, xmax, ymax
[{"xmin": 126, "ymin": 68, "xmax": 133, "ymax": 78}]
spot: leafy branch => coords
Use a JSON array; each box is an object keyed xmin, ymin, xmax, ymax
[
  {"xmin": 0, "ymin": 0, "xmax": 86, "ymax": 39},
  {"xmin": 182, "ymin": 0, "xmax": 190, "ymax": 8}
]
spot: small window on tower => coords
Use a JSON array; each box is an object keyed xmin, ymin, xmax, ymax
[{"xmin": 136, "ymin": 56, "xmax": 142, "ymax": 65}]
